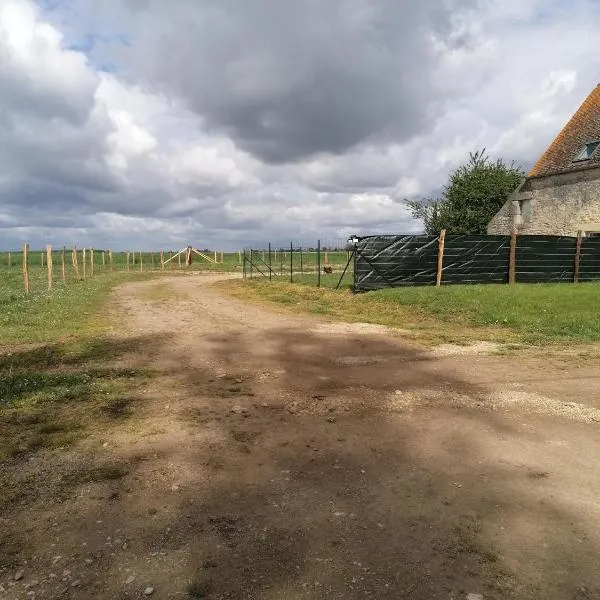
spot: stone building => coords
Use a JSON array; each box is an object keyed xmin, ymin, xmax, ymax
[{"xmin": 488, "ymin": 85, "xmax": 600, "ymax": 237}]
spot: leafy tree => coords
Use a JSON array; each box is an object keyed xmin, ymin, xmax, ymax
[{"xmin": 407, "ymin": 150, "xmax": 524, "ymax": 235}]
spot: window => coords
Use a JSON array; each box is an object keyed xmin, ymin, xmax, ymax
[
  {"xmin": 573, "ymin": 141, "xmax": 600, "ymax": 162},
  {"xmin": 520, "ymin": 198, "xmax": 532, "ymax": 220}
]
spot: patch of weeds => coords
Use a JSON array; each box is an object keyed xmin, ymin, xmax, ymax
[
  {"xmin": 188, "ymin": 577, "xmax": 213, "ymax": 599},
  {"xmin": 61, "ymin": 465, "xmax": 128, "ymax": 487},
  {"xmin": 101, "ymin": 397, "xmax": 135, "ymax": 418},
  {"xmin": 0, "ymin": 533, "xmax": 22, "ymax": 569}
]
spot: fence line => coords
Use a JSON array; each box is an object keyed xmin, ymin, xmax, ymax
[
  {"xmin": 353, "ymin": 231, "xmax": 600, "ymax": 291},
  {"xmin": 1, "ymin": 246, "xmax": 244, "ymax": 295},
  {"xmin": 241, "ymin": 241, "xmax": 355, "ymax": 288}
]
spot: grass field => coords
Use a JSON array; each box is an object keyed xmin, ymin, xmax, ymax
[
  {"xmin": 225, "ymin": 278, "xmax": 600, "ymax": 345},
  {"xmin": 0, "ymin": 267, "xmax": 157, "ymax": 461}
]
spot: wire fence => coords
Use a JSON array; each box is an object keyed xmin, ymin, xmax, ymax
[{"xmin": 242, "ymin": 239, "xmax": 355, "ymax": 289}]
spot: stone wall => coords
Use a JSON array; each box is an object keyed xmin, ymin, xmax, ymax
[{"xmin": 488, "ymin": 166, "xmax": 600, "ymax": 236}]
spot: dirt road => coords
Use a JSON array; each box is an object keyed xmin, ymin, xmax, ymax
[{"xmin": 3, "ymin": 275, "xmax": 600, "ymax": 599}]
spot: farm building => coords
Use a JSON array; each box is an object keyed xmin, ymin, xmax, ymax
[{"xmin": 488, "ymin": 84, "xmax": 600, "ymax": 237}]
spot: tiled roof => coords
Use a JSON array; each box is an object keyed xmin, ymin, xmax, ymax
[{"xmin": 529, "ymin": 85, "xmax": 600, "ymax": 177}]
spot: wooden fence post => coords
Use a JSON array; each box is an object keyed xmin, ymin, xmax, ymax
[
  {"xmin": 160, "ymin": 250, "xmax": 165, "ymax": 271},
  {"xmin": 436, "ymin": 229, "xmax": 446, "ymax": 287},
  {"xmin": 7, "ymin": 251, "xmax": 11, "ymax": 268},
  {"xmin": 41, "ymin": 250, "xmax": 44, "ymax": 268},
  {"xmin": 102, "ymin": 251, "xmax": 106, "ymax": 268},
  {"xmin": 221, "ymin": 251, "xmax": 224, "ymax": 264},
  {"xmin": 509, "ymin": 231, "xmax": 517, "ymax": 285},
  {"xmin": 90, "ymin": 247, "xmax": 94, "ymax": 277},
  {"xmin": 82, "ymin": 247, "xmax": 86, "ymax": 279},
  {"xmin": 72, "ymin": 246, "xmax": 80, "ymax": 280},
  {"xmin": 574, "ymin": 230, "xmax": 583, "ymax": 283},
  {"xmin": 61, "ymin": 246, "xmax": 66, "ymax": 282},
  {"xmin": 126, "ymin": 252, "xmax": 130, "ymax": 271},
  {"xmin": 109, "ymin": 249, "xmax": 113, "ymax": 271},
  {"xmin": 238, "ymin": 250, "xmax": 242, "ymax": 264},
  {"xmin": 47, "ymin": 245, "xmax": 53, "ymax": 291},
  {"xmin": 23, "ymin": 243, "xmax": 30, "ymax": 294},
  {"xmin": 178, "ymin": 252, "xmax": 181, "ymax": 269}
]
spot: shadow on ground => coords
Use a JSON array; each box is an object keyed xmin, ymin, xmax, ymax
[{"xmin": 2, "ymin": 327, "xmax": 600, "ymax": 600}]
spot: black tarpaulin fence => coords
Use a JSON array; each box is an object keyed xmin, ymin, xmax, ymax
[{"xmin": 354, "ymin": 234, "xmax": 600, "ymax": 291}]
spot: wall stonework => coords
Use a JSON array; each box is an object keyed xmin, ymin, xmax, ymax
[{"xmin": 488, "ymin": 166, "xmax": 600, "ymax": 236}]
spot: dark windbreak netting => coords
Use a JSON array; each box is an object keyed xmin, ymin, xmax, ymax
[{"xmin": 354, "ymin": 234, "xmax": 599, "ymax": 291}]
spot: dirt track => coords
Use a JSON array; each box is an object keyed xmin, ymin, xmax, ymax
[{"xmin": 3, "ymin": 274, "xmax": 600, "ymax": 599}]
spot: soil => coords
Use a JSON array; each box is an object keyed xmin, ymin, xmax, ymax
[{"xmin": 2, "ymin": 274, "xmax": 600, "ymax": 599}]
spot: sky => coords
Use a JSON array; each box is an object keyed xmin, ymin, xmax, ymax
[{"xmin": 0, "ymin": 0, "xmax": 599, "ymax": 250}]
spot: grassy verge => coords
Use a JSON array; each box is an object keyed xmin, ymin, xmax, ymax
[
  {"xmin": 223, "ymin": 279, "xmax": 600, "ymax": 346},
  {"xmin": 0, "ymin": 270, "xmax": 158, "ymax": 476},
  {"xmin": 0, "ymin": 270, "xmax": 154, "ymax": 345}
]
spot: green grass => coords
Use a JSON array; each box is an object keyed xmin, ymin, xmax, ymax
[
  {"xmin": 375, "ymin": 283, "xmax": 600, "ymax": 343},
  {"xmin": 0, "ymin": 265, "xmax": 159, "ymax": 463},
  {"xmin": 224, "ymin": 279, "xmax": 600, "ymax": 345},
  {"xmin": 0, "ymin": 268, "xmax": 155, "ymax": 345}
]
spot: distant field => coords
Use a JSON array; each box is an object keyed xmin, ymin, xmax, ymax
[{"xmin": 224, "ymin": 278, "xmax": 600, "ymax": 345}]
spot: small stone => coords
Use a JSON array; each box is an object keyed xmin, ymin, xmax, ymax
[
  {"xmin": 71, "ymin": 580, "xmax": 81, "ymax": 588},
  {"xmin": 14, "ymin": 570, "xmax": 24, "ymax": 581},
  {"xmin": 466, "ymin": 594, "xmax": 483, "ymax": 600},
  {"xmin": 144, "ymin": 586, "xmax": 155, "ymax": 595},
  {"xmin": 84, "ymin": 559, "xmax": 93, "ymax": 565},
  {"xmin": 122, "ymin": 543, "xmax": 128, "ymax": 550},
  {"xmin": 102, "ymin": 442, "xmax": 109, "ymax": 448},
  {"xmin": 234, "ymin": 378, "xmax": 243, "ymax": 384},
  {"xmin": 327, "ymin": 417, "xmax": 336, "ymax": 423},
  {"xmin": 125, "ymin": 575, "xmax": 136, "ymax": 585}
]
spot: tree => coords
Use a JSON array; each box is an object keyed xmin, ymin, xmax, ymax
[{"xmin": 407, "ymin": 150, "xmax": 524, "ymax": 235}]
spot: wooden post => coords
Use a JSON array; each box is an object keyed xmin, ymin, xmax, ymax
[
  {"xmin": 41, "ymin": 250, "xmax": 44, "ymax": 267},
  {"xmin": 7, "ymin": 251, "xmax": 11, "ymax": 268},
  {"xmin": 61, "ymin": 246, "xmax": 66, "ymax": 282},
  {"xmin": 324, "ymin": 251, "xmax": 329, "ymax": 265},
  {"xmin": 126, "ymin": 252, "xmax": 130, "ymax": 272},
  {"xmin": 46, "ymin": 245, "xmax": 53, "ymax": 291},
  {"xmin": 140, "ymin": 251, "xmax": 143, "ymax": 272},
  {"xmin": 436, "ymin": 229, "xmax": 446, "ymax": 287},
  {"xmin": 178, "ymin": 251, "xmax": 181, "ymax": 269},
  {"xmin": 238, "ymin": 250, "xmax": 242, "ymax": 264},
  {"xmin": 214, "ymin": 250, "xmax": 217, "ymax": 263},
  {"xmin": 132, "ymin": 251, "xmax": 135, "ymax": 266},
  {"xmin": 220, "ymin": 251, "xmax": 224, "ymax": 264},
  {"xmin": 109, "ymin": 250, "xmax": 113, "ymax": 271},
  {"xmin": 23, "ymin": 243, "xmax": 30, "ymax": 294},
  {"xmin": 90, "ymin": 247, "xmax": 94, "ymax": 277},
  {"xmin": 160, "ymin": 250, "xmax": 165, "ymax": 271},
  {"xmin": 102, "ymin": 251, "xmax": 106, "ymax": 267},
  {"xmin": 72, "ymin": 246, "xmax": 80, "ymax": 280},
  {"xmin": 574, "ymin": 230, "xmax": 583, "ymax": 283},
  {"xmin": 82, "ymin": 247, "xmax": 86, "ymax": 279},
  {"xmin": 509, "ymin": 231, "xmax": 517, "ymax": 285}
]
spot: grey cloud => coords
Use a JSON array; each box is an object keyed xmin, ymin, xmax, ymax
[{"xmin": 118, "ymin": 0, "xmax": 474, "ymax": 163}]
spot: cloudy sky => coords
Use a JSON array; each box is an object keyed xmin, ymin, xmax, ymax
[{"xmin": 0, "ymin": 0, "xmax": 598, "ymax": 250}]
